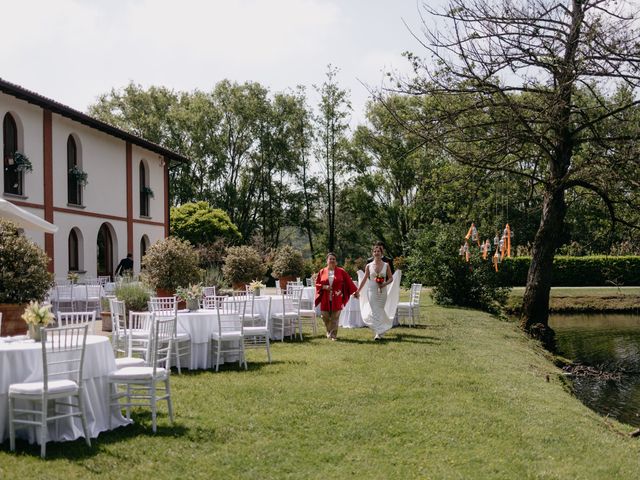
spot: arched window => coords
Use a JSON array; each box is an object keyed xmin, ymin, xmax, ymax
[
  {"xmin": 67, "ymin": 135, "xmax": 82, "ymax": 205},
  {"xmin": 139, "ymin": 161, "xmax": 150, "ymax": 216},
  {"xmin": 3, "ymin": 113, "xmax": 21, "ymax": 195},
  {"xmin": 68, "ymin": 229, "xmax": 80, "ymax": 271}
]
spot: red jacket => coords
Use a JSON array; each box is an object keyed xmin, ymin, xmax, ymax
[{"xmin": 315, "ymin": 267, "xmax": 357, "ymax": 312}]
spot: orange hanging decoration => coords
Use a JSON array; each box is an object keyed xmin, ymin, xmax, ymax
[
  {"xmin": 492, "ymin": 250, "xmax": 500, "ymax": 272},
  {"xmin": 504, "ymin": 223, "xmax": 511, "ymax": 258},
  {"xmin": 481, "ymin": 239, "xmax": 491, "ymax": 260},
  {"xmin": 465, "ymin": 222, "xmax": 481, "ymax": 246}
]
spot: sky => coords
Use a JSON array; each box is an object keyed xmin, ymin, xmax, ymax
[{"xmin": 0, "ymin": 0, "xmax": 446, "ymax": 126}]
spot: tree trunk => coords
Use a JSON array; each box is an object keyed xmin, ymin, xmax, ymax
[{"xmin": 520, "ymin": 185, "xmax": 567, "ymax": 348}]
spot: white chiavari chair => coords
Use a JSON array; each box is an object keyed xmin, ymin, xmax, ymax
[
  {"xmin": 242, "ymin": 296, "xmax": 271, "ymax": 363},
  {"xmin": 148, "ymin": 296, "xmax": 190, "ymax": 374},
  {"xmin": 210, "ymin": 297, "xmax": 247, "ymax": 371},
  {"xmin": 396, "ymin": 283, "xmax": 423, "ymax": 327},
  {"xmin": 56, "ymin": 311, "xmax": 96, "ymax": 334},
  {"xmin": 271, "ymin": 286, "xmax": 302, "ymax": 341}
]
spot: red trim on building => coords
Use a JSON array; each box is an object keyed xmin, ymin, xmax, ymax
[
  {"xmin": 126, "ymin": 142, "xmax": 133, "ymax": 253},
  {"xmin": 43, "ymin": 110, "xmax": 54, "ymax": 273},
  {"xmin": 9, "ymin": 200, "xmax": 43, "ymax": 210},
  {"xmin": 134, "ymin": 218, "xmax": 165, "ymax": 227},
  {"xmin": 164, "ymin": 156, "xmax": 170, "ymax": 237}
]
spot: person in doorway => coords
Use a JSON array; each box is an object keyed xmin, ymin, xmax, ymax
[
  {"xmin": 115, "ymin": 253, "xmax": 133, "ymax": 277},
  {"xmin": 315, "ymin": 252, "xmax": 359, "ymax": 341},
  {"xmin": 366, "ymin": 241, "xmax": 394, "ymax": 274}
]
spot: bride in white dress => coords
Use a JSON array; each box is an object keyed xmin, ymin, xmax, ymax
[{"xmin": 356, "ymin": 244, "xmax": 402, "ymax": 339}]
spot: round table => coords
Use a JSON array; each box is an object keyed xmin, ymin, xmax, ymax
[{"xmin": 0, "ymin": 335, "xmax": 129, "ymax": 444}]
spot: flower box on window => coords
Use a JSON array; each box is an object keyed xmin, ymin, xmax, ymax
[
  {"xmin": 142, "ymin": 186, "xmax": 154, "ymax": 198},
  {"xmin": 68, "ymin": 165, "xmax": 88, "ymax": 186},
  {"xmin": 6, "ymin": 152, "xmax": 33, "ymax": 172}
]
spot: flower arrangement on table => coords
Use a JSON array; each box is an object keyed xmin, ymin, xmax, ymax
[
  {"xmin": 67, "ymin": 271, "xmax": 79, "ymax": 284},
  {"xmin": 176, "ymin": 283, "xmax": 204, "ymax": 311},
  {"xmin": 249, "ymin": 280, "xmax": 266, "ymax": 296},
  {"xmin": 21, "ymin": 301, "xmax": 54, "ymax": 341}
]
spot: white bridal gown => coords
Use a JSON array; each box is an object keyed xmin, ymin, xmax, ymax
[{"xmin": 358, "ymin": 263, "xmax": 402, "ymax": 335}]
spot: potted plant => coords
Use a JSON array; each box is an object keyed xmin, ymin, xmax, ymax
[
  {"xmin": 7, "ymin": 151, "xmax": 33, "ymax": 172},
  {"xmin": 176, "ymin": 283, "xmax": 203, "ymax": 311},
  {"xmin": 249, "ymin": 279, "xmax": 266, "ymax": 297},
  {"xmin": 114, "ymin": 281, "xmax": 151, "ymax": 313},
  {"xmin": 68, "ymin": 165, "xmax": 89, "ymax": 186},
  {"xmin": 141, "ymin": 236, "xmax": 201, "ymax": 298},
  {"xmin": 222, "ymin": 246, "xmax": 266, "ymax": 290},
  {"xmin": 21, "ymin": 301, "xmax": 54, "ymax": 342},
  {"xmin": 0, "ymin": 219, "xmax": 53, "ymax": 336},
  {"xmin": 271, "ymin": 245, "xmax": 305, "ymax": 290},
  {"xmin": 142, "ymin": 186, "xmax": 154, "ymax": 198}
]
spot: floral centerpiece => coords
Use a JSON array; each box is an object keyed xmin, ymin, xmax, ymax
[
  {"xmin": 21, "ymin": 301, "xmax": 54, "ymax": 341},
  {"xmin": 176, "ymin": 283, "xmax": 203, "ymax": 311},
  {"xmin": 249, "ymin": 280, "xmax": 265, "ymax": 296},
  {"xmin": 67, "ymin": 271, "xmax": 79, "ymax": 284}
]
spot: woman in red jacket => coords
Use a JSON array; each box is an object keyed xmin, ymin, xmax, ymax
[{"xmin": 315, "ymin": 252, "xmax": 359, "ymax": 340}]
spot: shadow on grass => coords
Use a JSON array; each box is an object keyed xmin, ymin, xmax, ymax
[
  {"xmin": 173, "ymin": 359, "xmax": 290, "ymax": 375},
  {"xmin": 335, "ymin": 334, "xmax": 441, "ymax": 345},
  {"xmin": 0, "ymin": 414, "xmax": 189, "ymax": 460}
]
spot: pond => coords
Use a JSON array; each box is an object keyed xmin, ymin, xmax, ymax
[{"xmin": 549, "ymin": 313, "xmax": 640, "ymax": 427}]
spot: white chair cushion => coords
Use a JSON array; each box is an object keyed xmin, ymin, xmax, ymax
[
  {"xmin": 175, "ymin": 332, "xmax": 191, "ymax": 341},
  {"xmin": 212, "ymin": 331, "xmax": 243, "ymax": 340},
  {"xmin": 298, "ymin": 309, "xmax": 316, "ymax": 315},
  {"xmin": 9, "ymin": 379, "xmax": 78, "ymax": 396},
  {"xmin": 397, "ymin": 302, "xmax": 411, "ymax": 308},
  {"xmin": 115, "ymin": 357, "xmax": 146, "ymax": 369},
  {"xmin": 109, "ymin": 366, "xmax": 167, "ymax": 380},
  {"xmin": 243, "ymin": 326, "xmax": 268, "ymax": 335},
  {"xmin": 272, "ymin": 311, "xmax": 298, "ymax": 319}
]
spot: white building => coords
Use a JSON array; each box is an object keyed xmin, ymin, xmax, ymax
[{"xmin": 0, "ymin": 78, "xmax": 189, "ymax": 281}]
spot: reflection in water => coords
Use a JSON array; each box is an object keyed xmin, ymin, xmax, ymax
[{"xmin": 550, "ymin": 313, "xmax": 640, "ymax": 427}]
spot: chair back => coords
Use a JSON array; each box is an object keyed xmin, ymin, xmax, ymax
[
  {"xmin": 286, "ymin": 281, "xmax": 303, "ymax": 294},
  {"xmin": 148, "ymin": 296, "xmax": 178, "ymax": 317},
  {"xmin": 217, "ymin": 298, "xmax": 246, "ymax": 335},
  {"xmin": 97, "ymin": 276, "xmax": 111, "ymax": 286},
  {"xmin": 201, "ymin": 295, "xmax": 224, "ymax": 309},
  {"xmin": 109, "ymin": 298, "xmax": 127, "ymax": 355},
  {"xmin": 410, "ymin": 284, "xmax": 423, "ymax": 305},
  {"xmin": 148, "ymin": 314, "xmax": 174, "ymax": 373},
  {"xmin": 40, "ymin": 324, "xmax": 89, "ymax": 392},
  {"xmin": 281, "ymin": 286, "xmax": 303, "ymax": 315},
  {"xmin": 57, "ymin": 311, "xmax": 96, "ymax": 334}
]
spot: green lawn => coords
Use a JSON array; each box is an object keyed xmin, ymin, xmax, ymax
[{"xmin": 2, "ymin": 294, "xmax": 640, "ymax": 479}]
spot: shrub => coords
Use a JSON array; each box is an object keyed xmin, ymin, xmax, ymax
[
  {"xmin": 405, "ymin": 227, "xmax": 510, "ymax": 315},
  {"xmin": 0, "ymin": 219, "xmax": 53, "ymax": 303},
  {"xmin": 222, "ymin": 246, "xmax": 266, "ymax": 285},
  {"xmin": 271, "ymin": 245, "xmax": 305, "ymax": 279},
  {"xmin": 115, "ymin": 282, "xmax": 151, "ymax": 312},
  {"xmin": 141, "ymin": 237, "xmax": 201, "ymax": 291}
]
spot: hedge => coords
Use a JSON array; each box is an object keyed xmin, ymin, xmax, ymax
[{"xmin": 498, "ymin": 256, "xmax": 640, "ymax": 286}]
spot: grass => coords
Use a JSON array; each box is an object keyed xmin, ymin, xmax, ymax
[{"xmin": 2, "ymin": 292, "xmax": 640, "ymax": 478}]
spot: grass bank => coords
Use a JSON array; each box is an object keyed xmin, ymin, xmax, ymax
[
  {"xmin": 508, "ymin": 286, "xmax": 640, "ymax": 313},
  {"xmin": 2, "ymin": 295, "xmax": 640, "ymax": 478}
]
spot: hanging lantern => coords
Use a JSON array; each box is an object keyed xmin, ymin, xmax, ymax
[{"xmin": 493, "ymin": 234, "xmax": 499, "ymax": 246}]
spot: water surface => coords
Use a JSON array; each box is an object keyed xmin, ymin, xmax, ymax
[{"xmin": 549, "ymin": 313, "xmax": 640, "ymax": 427}]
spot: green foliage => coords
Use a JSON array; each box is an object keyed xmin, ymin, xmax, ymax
[
  {"xmin": 141, "ymin": 237, "xmax": 201, "ymax": 291},
  {"xmin": 0, "ymin": 219, "xmax": 53, "ymax": 303},
  {"xmin": 115, "ymin": 282, "xmax": 151, "ymax": 312},
  {"xmin": 405, "ymin": 228, "xmax": 510, "ymax": 314},
  {"xmin": 68, "ymin": 165, "xmax": 88, "ymax": 186},
  {"xmin": 499, "ymin": 256, "xmax": 640, "ymax": 287},
  {"xmin": 271, "ymin": 245, "xmax": 305, "ymax": 279},
  {"xmin": 222, "ymin": 246, "xmax": 266, "ymax": 285},
  {"xmin": 171, "ymin": 201, "xmax": 241, "ymax": 246},
  {"xmin": 202, "ymin": 265, "xmax": 227, "ymax": 289}
]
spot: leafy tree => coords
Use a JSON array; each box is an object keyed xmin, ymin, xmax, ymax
[
  {"xmin": 170, "ymin": 201, "xmax": 241, "ymax": 245},
  {"xmin": 394, "ymin": 0, "xmax": 640, "ymax": 345}
]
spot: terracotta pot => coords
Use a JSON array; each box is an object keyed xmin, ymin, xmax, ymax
[
  {"xmin": 101, "ymin": 312, "xmax": 112, "ymax": 332},
  {"xmin": 232, "ymin": 281, "xmax": 247, "ymax": 291},
  {"xmin": 0, "ymin": 303, "xmax": 28, "ymax": 336},
  {"xmin": 278, "ymin": 275, "xmax": 297, "ymax": 291}
]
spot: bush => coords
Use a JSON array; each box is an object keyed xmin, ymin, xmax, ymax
[
  {"xmin": 115, "ymin": 281, "xmax": 151, "ymax": 312},
  {"xmin": 222, "ymin": 246, "xmax": 266, "ymax": 285},
  {"xmin": 170, "ymin": 201, "xmax": 241, "ymax": 245},
  {"xmin": 498, "ymin": 255, "xmax": 640, "ymax": 286},
  {"xmin": 0, "ymin": 219, "xmax": 53, "ymax": 303},
  {"xmin": 141, "ymin": 237, "xmax": 201, "ymax": 291},
  {"xmin": 271, "ymin": 245, "xmax": 305, "ymax": 279},
  {"xmin": 405, "ymin": 227, "xmax": 510, "ymax": 315}
]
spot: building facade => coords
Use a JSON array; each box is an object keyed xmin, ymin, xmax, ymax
[{"xmin": 0, "ymin": 78, "xmax": 188, "ymax": 281}]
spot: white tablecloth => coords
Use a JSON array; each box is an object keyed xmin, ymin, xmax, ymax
[
  {"xmin": 339, "ymin": 296, "xmax": 365, "ymax": 328},
  {"xmin": 176, "ymin": 310, "xmax": 243, "ymax": 369},
  {"xmin": 0, "ymin": 335, "xmax": 129, "ymax": 444}
]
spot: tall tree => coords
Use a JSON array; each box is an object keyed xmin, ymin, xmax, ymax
[
  {"xmin": 395, "ymin": 0, "xmax": 640, "ymax": 344},
  {"xmin": 314, "ymin": 65, "xmax": 351, "ymax": 252}
]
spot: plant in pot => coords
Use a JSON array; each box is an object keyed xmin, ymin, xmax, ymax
[
  {"xmin": 176, "ymin": 283, "xmax": 203, "ymax": 311},
  {"xmin": 222, "ymin": 246, "xmax": 266, "ymax": 291},
  {"xmin": 21, "ymin": 301, "xmax": 54, "ymax": 341},
  {"xmin": 271, "ymin": 245, "xmax": 305, "ymax": 290},
  {"xmin": 140, "ymin": 237, "xmax": 201, "ymax": 301},
  {"xmin": 0, "ymin": 219, "xmax": 53, "ymax": 336},
  {"xmin": 114, "ymin": 281, "xmax": 152, "ymax": 313},
  {"xmin": 249, "ymin": 280, "xmax": 266, "ymax": 297}
]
